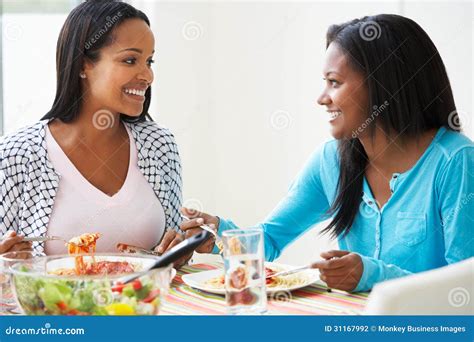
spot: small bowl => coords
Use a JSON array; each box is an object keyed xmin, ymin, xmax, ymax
[
  {"xmin": 0, "ymin": 251, "xmax": 45, "ymax": 307},
  {"xmin": 10, "ymin": 253, "xmax": 172, "ymax": 315}
]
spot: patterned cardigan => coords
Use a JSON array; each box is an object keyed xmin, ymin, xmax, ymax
[{"xmin": 0, "ymin": 119, "xmax": 183, "ymax": 254}]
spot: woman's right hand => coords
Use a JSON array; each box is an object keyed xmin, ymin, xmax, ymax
[
  {"xmin": 180, "ymin": 207, "xmax": 220, "ymax": 254},
  {"xmin": 0, "ymin": 231, "xmax": 33, "ymax": 254}
]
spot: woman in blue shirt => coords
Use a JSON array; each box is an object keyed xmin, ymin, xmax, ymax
[{"xmin": 159, "ymin": 14, "xmax": 474, "ymax": 292}]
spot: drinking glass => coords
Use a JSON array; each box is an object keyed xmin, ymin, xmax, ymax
[{"xmin": 222, "ymin": 228, "xmax": 267, "ymax": 315}]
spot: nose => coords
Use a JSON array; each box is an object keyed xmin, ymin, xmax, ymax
[
  {"xmin": 137, "ymin": 64, "xmax": 154, "ymax": 85},
  {"xmin": 317, "ymin": 90, "xmax": 331, "ymax": 106}
]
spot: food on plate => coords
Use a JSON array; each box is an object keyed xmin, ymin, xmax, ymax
[
  {"xmin": 50, "ymin": 260, "xmax": 135, "ymax": 276},
  {"xmin": 205, "ymin": 274, "xmax": 225, "ymax": 287},
  {"xmin": 51, "ymin": 233, "xmax": 135, "ymax": 276},
  {"xmin": 116, "ymin": 243, "xmax": 160, "ymax": 256},
  {"xmin": 116, "ymin": 243, "xmax": 142, "ymax": 254},
  {"xmin": 205, "ymin": 266, "xmax": 310, "ymax": 289}
]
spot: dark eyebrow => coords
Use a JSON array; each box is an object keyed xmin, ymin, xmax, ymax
[
  {"xmin": 324, "ymin": 71, "xmax": 342, "ymax": 77},
  {"xmin": 117, "ymin": 48, "xmax": 155, "ymax": 54}
]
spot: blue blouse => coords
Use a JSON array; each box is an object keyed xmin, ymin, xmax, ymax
[{"xmin": 216, "ymin": 126, "xmax": 474, "ymax": 291}]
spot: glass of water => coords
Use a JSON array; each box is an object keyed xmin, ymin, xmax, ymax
[
  {"xmin": 222, "ymin": 228, "xmax": 267, "ymax": 315},
  {"xmin": 0, "ymin": 251, "xmax": 44, "ymax": 310}
]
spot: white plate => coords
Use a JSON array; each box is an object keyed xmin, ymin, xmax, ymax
[{"xmin": 182, "ymin": 262, "xmax": 320, "ymax": 295}]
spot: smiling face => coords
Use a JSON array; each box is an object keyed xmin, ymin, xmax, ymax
[
  {"xmin": 317, "ymin": 43, "xmax": 370, "ymax": 140},
  {"xmin": 82, "ymin": 18, "xmax": 155, "ymax": 117}
]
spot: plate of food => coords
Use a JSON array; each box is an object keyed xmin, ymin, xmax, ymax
[
  {"xmin": 44, "ymin": 233, "xmax": 177, "ymax": 279},
  {"xmin": 182, "ymin": 262, "xmax": 320, "ymax": 295}
]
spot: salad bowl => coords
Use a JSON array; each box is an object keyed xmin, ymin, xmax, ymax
[{"xmin": 9, "ymin": 253, "xmax": 173, "ymax": 315}]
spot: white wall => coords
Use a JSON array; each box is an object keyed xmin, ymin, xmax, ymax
[
  {"xmin": 3, "ymin": 13, "xmax": 67, "ymax": 132},
  {"xmin": 3, "ymin": 1, "xmax": 472, "ymax": 264}
]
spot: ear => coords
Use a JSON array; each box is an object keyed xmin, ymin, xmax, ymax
[{"xmin": 82, "ymin": 57, "xmax": 97, "ymax": 76}]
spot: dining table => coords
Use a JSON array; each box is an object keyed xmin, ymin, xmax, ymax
[
  {"xmin": 162, "ymin": 262, "xmax": 369, "ymax": 315},
  {"xmin": 1, "ymin": 262, "xmax": 369, "ymax": 315}
]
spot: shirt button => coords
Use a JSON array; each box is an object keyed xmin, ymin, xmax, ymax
[
  {"xmin": 368, "ymin": 201, "xmax": 373, "ymax": 205},
  {"xmin": 393, "ymin": 175, "xmax": 398, "ymax": 179}
]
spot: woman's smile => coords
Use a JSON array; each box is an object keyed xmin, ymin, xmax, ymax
[
  {"xmin": 123, "ymin": 87, "xmax": 147, "ymax": 102},
  {"xmin": 327, "ymin": 110, "xmax": 343, "ymax": 123}
]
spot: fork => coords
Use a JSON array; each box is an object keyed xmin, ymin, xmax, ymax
[
  {"xmin": 265, "ymin": 264, "xmax": 312, "ymax": 279},
  {"xmin": 23, "ymin": 236, "xmax": 84, "ymax": 246},
  {"xmin": 180, "ymin": 214, "xmax": 223, "ymax": 251}
]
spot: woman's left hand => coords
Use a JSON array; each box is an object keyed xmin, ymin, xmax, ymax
[
  {"xmin": 154, "ymin": 230, "xmax": 192, "ymax": 269},
  {"xmin": 311, "ymin": 250, "xmax": 363, "ymax": 292}
]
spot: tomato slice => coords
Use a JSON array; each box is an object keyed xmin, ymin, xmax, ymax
[
  {"xmin": 56, "ymin": 301, "xmax": 68, "ymax": 311},
  {"xmin": 266, "ymin": 278, "xmax": 276, "ymax": 285},
  {"xmin": 132, "ymin": 280, "xmax": 142, "ymax": 290},
  {"xmin": 111, "ymin": 282, "xmax": 126, "ymax": 293},
  {"xmin": 142, "ymin": 289, "xmax": 160, "ymax": 303}
]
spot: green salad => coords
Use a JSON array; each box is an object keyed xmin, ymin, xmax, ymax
[{"xmin": 13, "ymin": 266, "xmax": 163, "ymax": 315}]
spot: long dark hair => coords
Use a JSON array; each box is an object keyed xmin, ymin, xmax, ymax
[
  {"xmin": 42, "ymin": 0, "xmax": 152, "ymax": 123},
  {"xmin": 322, "ymin": 14, "xmax": 460, "ymax": 238}
]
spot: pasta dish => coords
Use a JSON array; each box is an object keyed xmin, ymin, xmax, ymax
[
  {"xmin": 205, "ymin": 266, "xmax": 309, "ymax": 289},
  {"xmin": 50, "ymin": 233, "xmax": 135, "ymax": 276}
]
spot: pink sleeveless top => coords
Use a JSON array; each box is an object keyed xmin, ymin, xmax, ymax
[{"xmin": 44, "ymin": 124, "xmax": 165, "ymax": 255}]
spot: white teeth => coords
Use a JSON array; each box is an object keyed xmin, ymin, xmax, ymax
[
  {"xmin": 328, "ymin": 111, "xmax": 342, "ymax": 120},
  {"xmin": 124, "ymin": 88, "xmax": 145, "ymax": 96}
]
